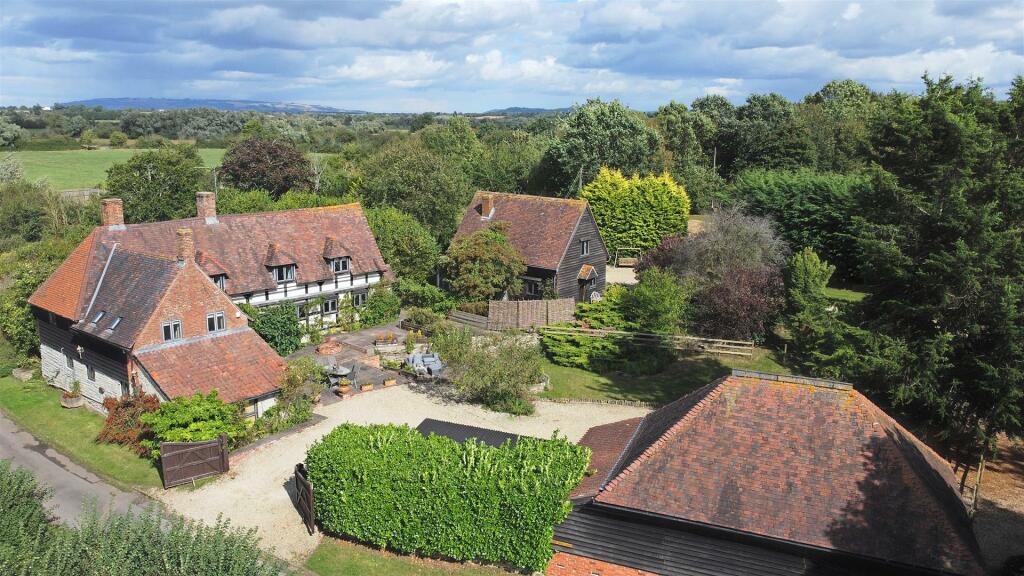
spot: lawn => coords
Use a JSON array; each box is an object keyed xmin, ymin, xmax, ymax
[
  {"xmin": 12, "ymin": 148, "xmax": 226, "ymax": 190},
  {"xmin": 824, "ymin": 285, "xmax": 869, "ymax": 302},
  {"xmin": 540, "ymin": 348, "xmax": 790, "ymax": 405},
  {"xmin": 305, "ymin": 539, "xmax": 507, "ymax": 576},
  {"xmin": 0, "ymin": 375, "xmax": 162, "ymax": 490}
]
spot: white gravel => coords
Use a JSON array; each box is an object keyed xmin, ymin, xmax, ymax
[{"xmin": 152, "ymin": 385, "xmax": 649, "ymax": 563}]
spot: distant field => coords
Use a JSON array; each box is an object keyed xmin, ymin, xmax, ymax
[{"xmin": 12, "ymin": 148, "xmax": 226, "ymax": 190}]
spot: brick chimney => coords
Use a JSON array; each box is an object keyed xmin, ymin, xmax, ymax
[
  {"xmin": 480, "ymin": 194, "xmax": 494, "ymax": 219},
  {"xmin": 196, "ymin": 191, "xmax": 217, "ymax": 222},
  {"xmin": 101, "ymin": 198, "xmax": 124, "ymax": 227},
  {"xmin": 176, "ymin": 228, "xmax": 194, "ymax": 266}
]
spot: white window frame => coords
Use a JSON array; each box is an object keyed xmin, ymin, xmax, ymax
[
  {"xmin": 332, "ymin": 257, "xmax": 350, "ymax": 274},
  {"xmin": 323, "ymin": 298, "xmax": 338, "ymax": 314},
  {"xmin": 274, "ymin": 265, "xmax": 295, "ymax": 283},
  {"xmin": 352, "ymin": 292, "xmax": 367, "ymax": 307},
  {"xmin": 65, "ymin": 353, "xmax": 73, "ymax": 369},
  {"xmin": 580, "ymin": 239, "xmax": 591, "ymax": 256},
  {"xmin": 162, "ymin": 320, "xmax": 182, "ymax": 341},
  {"xmin": 206, "ymin": 311, "xmax": 226, "ymax": 333},
  {"xmin": 213, "ymin": 275, "xmax": 226, "ymax": 290},
  {"xmin": 87, "ymin": 365, "xmax": 95, "ymax": 382}
]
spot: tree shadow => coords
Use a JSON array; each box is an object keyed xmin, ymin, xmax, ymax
[
  {"xmin": 404, "ymin": 378, "xmax": 463, "ymax": 405},
  {"xmin": 583, "ymin": 352, "xmax": 742, "ymax": 405}
]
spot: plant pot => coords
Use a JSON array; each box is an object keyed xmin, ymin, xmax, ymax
[
  {"xmin": 337, "ymin": 385, "xmax": 351, "ymax": 396},
  {"xmin": 383, "ymin": 378, "xmax": 397, "ymax": 387},
  {"xmin": 360, "ymin": 383, "xmax": 373, "ymax": 392},
  {"xmin": 60, "ymin": 395, "xmax": 84, "ymax": 409}
]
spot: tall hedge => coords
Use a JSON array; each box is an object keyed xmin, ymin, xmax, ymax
[{"xmin": 305, "ymin": 424, "xmax": 590, "ymax": 572}]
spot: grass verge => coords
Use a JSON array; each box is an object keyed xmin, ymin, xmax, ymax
[
  {"xmin": 540, "ymin": 348, "xmax": 790, "ymax": 405},
  {"xmin": 305, "ymin": 538, "xmax": 507, "ymax": 576},
  {"xmin": 13, "ymin": 148, "xmax": 226, "ymax": 190},
  {"xmin": 0, "ymin": 376, "xmax": 162, "ymax": 490}
]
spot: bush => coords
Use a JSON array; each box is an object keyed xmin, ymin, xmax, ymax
[
  {"xmin": 365, "ymin": 207, "xmax": 441, "ymax": 284},
  {"xmin": 0, "ymin": 459, "xmax": 51, "ymax": 570},
  {"xmin": 393, "ymin": 279, "xmax": 454, "ymax": 313},
  {"xmin": 108, "ymin": 131, "xmax": 128, "ymax": 147},
  {"xmin": 254, "ymin": 357, "xmax": 324, "ymax": 436},
  {"xmin": 220, "ymin": 136, "xmax": 311, "ymax": 198},
  {"xmin": 445, "ymin": 223, "xmax": 526, "ymax": 302},
  {"xmin": 241, "ymin": 303, "xmax": 303, "ymax": 356},
  {"xmin": 404, "ymin": 307, "xmax": 445, "ymax": 330},
  {"xmin": 692, "ymin": 266, "xmax": 784, "ymax": 342},
  {"xmin": 621, "ymin": 267, "xmax": 694, "ymax": 334},
  {"xmin": 139, "ymin": 392, "xmax": 246, "ymax": 459},
  {"xmin": 305, "ymin": 423, "xmax": 590, "ymax": 572},
  {"xmin": 358, "ymin": 285, "xmax": 401, "ymax": 327},
  {"xmin": 457, "ymin": 301, "xmax": 489, "ymax": 316},
  {"xmin": 434, "ymin": 329, "xmax": 545, "ymax": 415},
  {"xmin": 97, "ymin": 394, "xmax": 160, "ymax": 456}
]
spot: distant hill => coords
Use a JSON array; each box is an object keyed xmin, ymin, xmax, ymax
[
  {"xmin": 481, "ymin": 106, "xmax": 571, "ymax": 115},
  {"xmin": 58, "ymin": 97, "xmax": 366, "ymax": 114}
]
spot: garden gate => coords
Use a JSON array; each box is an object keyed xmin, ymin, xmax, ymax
[
  {"xmin": 159, "ymin": 434, "xmax": 229, "ymax": 489},
  {"xmin": 294, "ymin": 463, "xmax": 316, "ymax": 535}
]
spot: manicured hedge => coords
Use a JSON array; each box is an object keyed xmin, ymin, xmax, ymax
[{"xmin": 305, "ymin": 424, "xmax": 590, "ymax": 572}]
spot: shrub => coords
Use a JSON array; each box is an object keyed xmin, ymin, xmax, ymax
[
  {"xmin": 241, "ymin": 302, "xmax": 303, "ymax": 356},
  {"xmin": 438, "ymin": 330, "xmax": 545, "ymax": 415},
  {"xmin": 0, "ymin": 459, "xmax": 51, "ymax": 570},
  {"xmin": 457, "ymin": 301, "xmax": 489, "ymax": 316},
  {"xmin": 97, "ymin": 393, "xmax": 160, "ymax": 456},
  {"xmin": 358, "ymin": 285, "xmax": 401, "ymax": 327},
  {"xmin": 220, "ymin": 136, "xmax": 311, "ymax": 198},
  {"xmin": 621, "ymin": 267, "xmax": 694, "ymax": 334},
  {"xmin": 393, "ymin": 279, "xmax": 454, "ymax": 313},
  {"xmin": 365, "ymin": 207, "xmax": 441, "ymax": 284},
  {"xmin": 256, "ymin": 357, "xmax": 324, "ymax": 435},
  {"xmin": 108, "ymin": 131, "xmax": 128, "ymax": 147},
  {"xmin": 445, "ymin": 223, "xmax": 526, "ymax": 301},
  {"xmin": 404, "ymin": 307, "xmax": 444, "ymax": 330},
  {"xmin": 692, "ymin": 266, "xmax": 784, "ymax": 342},
  {"xmin": 139, "ymin": 392, "xmax": 246, "ymax": 458},
  {"xmin": 305, "ymin": 424, "xmax": 590, "ymax": 572}
]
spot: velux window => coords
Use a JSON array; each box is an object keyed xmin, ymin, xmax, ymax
[
  {"xmin": 161, "ymin": 320, "xmax": 182, "ymax": 341},
  {"xmin": 274, "ymin": 265, "xmax": 295, "ymax": 283},
  {"xmin": 206, "ymin": 312, "xmax": 226, "ymax": 333},
  {"xmin": 90, "ymin": 310, "xmax": 105, "ymax": 325}
]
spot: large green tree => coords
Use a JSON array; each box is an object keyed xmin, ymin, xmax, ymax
[
  {"xmin": 365, "ymin": 207, "xmax": 440, "ymax": 284},
  {"xmin": 445, "ymin": 223, "xmax": 526, "ymax": 301},
  {"xmin": 105, "ymin": 143, "xmax": 208, "ymax": 223},
  {"xmin": 581, "ymin": 168, "xmax": 690, "ymax": 256},
  {"xmin": 219, "ymin": 136, "xmax": 312, "ymax": 198}
]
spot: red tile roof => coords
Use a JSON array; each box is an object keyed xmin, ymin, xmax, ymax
[
  {"xmin": 30, "ymin": 204, "xmax": 388, "ymax": 314},
  {"xmin": 571, "ymin": 417, "xmax": 642, "ymax": 499},
  {"xmin": 582, "ymin": 371, "xmax": 984, "ymax": 576},
  {"xmin": 134, "ymin": 328, "xmax": 285, "ymax": 403},
  {"xmin": 454, "ymin": 192, "xmax": 588, "ymax": 270}
]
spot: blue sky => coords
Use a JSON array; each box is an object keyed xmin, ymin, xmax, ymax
[{"xmin": 1, "ymin": 0, "xmax": 1021, "ymax": 112}]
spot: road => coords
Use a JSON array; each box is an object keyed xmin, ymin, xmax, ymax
[{"xmin": 0, "ymin": 411, "xmax": 149, "ymax": 524}]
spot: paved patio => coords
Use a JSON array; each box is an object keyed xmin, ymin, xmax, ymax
[{"xmin": 152, "ymin": 385, "xmax": 649, "ymax": 562}]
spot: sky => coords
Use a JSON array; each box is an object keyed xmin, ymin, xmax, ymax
[{"xmin": 1, "ymin": 0, "xmax": 1022, "ymax": 112}]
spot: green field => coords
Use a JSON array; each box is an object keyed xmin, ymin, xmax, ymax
[
  {"xmin": 540, "ymin": 348, "xmax": 789, "ymax": 405},
  {"xmin": 306, "ymin": 539, "xmax": 506, "ymax": 576},
  {"xmin": 0, "ymin": 375, "xmax": 162, "ymax": 490},
  {"xmin": 12, "ymin": 148, "xmax": 226, "ymax": 190},
  {"xmin": 824, "ymin": 285, "xmax": 870, "ymax": 302}
]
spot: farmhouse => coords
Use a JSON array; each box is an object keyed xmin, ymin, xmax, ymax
[
  {"xmin": 27, "ymin": 193, "xmax": 389, "ymax": 414},
  {"xmin": 454, "ymin": 192, "xmax": 608, "ymax": 303},
  {"xmin": 551, "ymin": 370, "xmax": 984, "ymax": 576}
]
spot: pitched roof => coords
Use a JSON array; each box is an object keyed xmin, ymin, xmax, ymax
[
  {"xmin": 416, "ymin": 418, "xmax": 521, "ymax": 448},
  {"xmin": 134, "ymin": 328, "xmax": 285, "ymax": 403},
  {"xmin": 72, "ymin": 248, "xmax": 180, "ymax": 349},
  {"xmin": 29, "ymin": 204, "xmax": 388, "ymax": 314},
  {"xmin": 571, "ymin": 416, "xmax": 642, "ymax": 499},
  {"xmin": 453, "ymin": 191, "xmax": 589, "ymax": 270},
  {"xmin": 582, "ymin": 371, "xmax": 983, "ymax": 576}
]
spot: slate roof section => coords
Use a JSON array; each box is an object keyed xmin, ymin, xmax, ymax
[
  {"xmin": 582, "ymin": 371, "xmax": 984, "ymax": 576},
  {"xmin": 134, "ymin": 328, "xmax": 285, "ymax": 403},
  {"xmin": 30, "ymin": 203, "xmax": 389, "ymax": 312},
  {"xmin": 72, "ymin": 248, "xmax": 180, "ymax": 349},
  {"xmin": 416, "ymin": 418, "xmax": 521, "ymax": 448},
  {"xmin": 570, "ymin": 416, "xmax": 642, "ymax": 499},
  {"xmin": 453, "ymin": 191, "xmax": 588, "ymax": 270}
]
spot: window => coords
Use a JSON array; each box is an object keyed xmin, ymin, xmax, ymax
[
  {"xmin": 109, "ymin": 316, "xmax": 122, "ymax": 330},
  {"xmin": 212, "ymin": 275, "xmax": 226, "ymax": 290},
  {"xmin": 87, "ymin": 365, "xmax": 95, "ymax": 382},
  {"xmin": 352, "ymin": 292, "xmax": 367, "ymax": 307},
  {"xmin": 161, "ymin": 320, "xmax": 182, "ymax": 341},
  {"xmin": 323, "ymin": 298, "xmax": 338, "ymax": 314},
  {"xmin": 65, "ymin": 353, "xmax": 73, "ymax": 369},
  {"xmin": 296, "ymin": 303, "xmax": 317, "ymax": 319},
  {"xmin": 206, "ymin": 312, "xmax": 226, "ymax": 333},
  {"xmin": 332, "ymin": 257, "xmax": 350, "ymax": 274},
  {"xmin": 273, "ymin": 265, "xmax": 295, "ymax": 283},
  {"xmin": 120, "ymin": 381, "xmax": 130, "ymax": 397},
  {"xmin": 580, "ymin": 239, "xmax": 591, "ymax": 256},
  {"xmin": 90, "ymin": 310, "xmax": 105, "ymax": 325},
  {"xmin": 524, "ymin": 280, "xmax": 540, "ymax": 296}
]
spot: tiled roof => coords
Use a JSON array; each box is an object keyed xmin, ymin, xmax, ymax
[
  {"xmin": 28, "ymin": 229, "xmax": 98, "ymax": 320},
  {"xmin": 30, "ymin": 204, "xmax": 388, "ymax": 312},
  {"xmin": 571, "ymin": 416, "xmax": 642, "ymax": 499},
  {"xmin": 453, "ymin": 191, "xmax": 587, "ymax": 270},
  {"xmin": 578, "ymin": 264, "xmax": 597, "ymax": 280},
  {"xmin": 72, "ymin": 248, "xmax": 180, "ymax": 349},
  {"xmin": 416, "ymin": 418, "xmax": 522, "ymax": 448},
  {"xmin": 134, "ymin": 328, "xmax": 285, "ymax": 403},
  {"xmin": 584, "ymin": 371, "xmax": 984, "ymax": 576}
]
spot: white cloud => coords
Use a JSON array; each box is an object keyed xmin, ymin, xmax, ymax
[
  {"xmin": 328, "ymin": 51, "xmax": 451, "ymax": 87},
  {"xmin": 842, "ymin": 3, "xmax": 862, "ymax": 21}
]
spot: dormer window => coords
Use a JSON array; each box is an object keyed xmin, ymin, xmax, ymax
[
  {"xmin": 162, "ymin": 320, "xmax": 182, "ymax": 341},
  {"xmin": 331, "ymin": 257, "xmax": 350, "ymax": 274},
  {"xmin": 212, "ymin": 274, "xmax": 226, "ymax": 290},
  {"xmin": 90, "ymin": 311, "xmax": 106, "ymax": 325},
  {"xmin": 273, "ymin": 265, "xmax": 295, "ymax": 283}
]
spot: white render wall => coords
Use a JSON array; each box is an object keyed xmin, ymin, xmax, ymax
[
  {"xmin": 231, "ymin": 272, "xmax": 381, "ymax": 308},
  {"xmin": 40, "ymin": 342, "xmax": 129, "ymax": 412}
]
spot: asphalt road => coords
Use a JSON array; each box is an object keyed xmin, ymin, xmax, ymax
[{"xmin": 0, "ymin": 411, "xmax": 149, "ymax": 524}]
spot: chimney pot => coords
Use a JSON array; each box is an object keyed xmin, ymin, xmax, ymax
[
  {"xmin": 196, "ymin": 191, "xmax": 217, "ymax": 221},
  {"xmin": 101, "ymin": 198, "xmax": 124, "ymax": 226},
  {"xmin": 480, "ymin": 194, "xmax": 494, "ymax": 219},
  {"xmin": 176, "ymin": 228, "xmax": 195, "ymax": 265}
]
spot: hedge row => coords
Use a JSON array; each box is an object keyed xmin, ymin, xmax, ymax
[{"xmin": 305, "ymin": 424, "xmax": 590, "ymax": 572}]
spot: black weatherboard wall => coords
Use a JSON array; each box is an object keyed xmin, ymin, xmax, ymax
[{"xmin": 555, "ymin": 206, "xmax": 607, "ymax": 302}]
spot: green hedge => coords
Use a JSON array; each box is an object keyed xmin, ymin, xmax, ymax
[{"xmin": 305, "ymin": 424, "xmax": 590, "ymax": 572}]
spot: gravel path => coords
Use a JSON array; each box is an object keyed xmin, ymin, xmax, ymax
[{"xmin": 153, "ymin": 385, "xmax": 649, "ymax": 562}]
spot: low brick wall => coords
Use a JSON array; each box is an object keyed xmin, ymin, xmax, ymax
[
  {"xmin": 547, "ymin": 552, "xmax": 655, "ymax": 576},
  {"xmin": 487, "ymin": 298, "xmax": 575, "ymax": 330}
]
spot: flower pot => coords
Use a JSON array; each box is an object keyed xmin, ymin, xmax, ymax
[
  {"xmin": 60, "ymin": 395, "xmax": 84, "ymax": 409},
  {"xmin": 360, "ymin": 383, "xmax": 373, "ymax": 392},
  {"xmin": 338, "ymin": 385, "xmax": 351, "ymax": 395},
  {"xmin": 383, "ymin": 378, "xmax": 397, "ymax": 387}
]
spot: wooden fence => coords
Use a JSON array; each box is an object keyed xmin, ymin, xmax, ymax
[
  {"xmin": 294, "ymin": 463, "xmax": 315, "ymax": 535},
  {"xmin": 159, "ymin": 434, "xmax": 229, "ymax": 489},
  {"xmin": 487, "ymin": 299, "xmax": 575, "ymax": 331},
  {"xmin": 538, "ymin": 325, "xmax": 755, "ymax": 357},
  {"xmin": 447, "ymin": 310, "xmax": 490, "ymax": 331}
]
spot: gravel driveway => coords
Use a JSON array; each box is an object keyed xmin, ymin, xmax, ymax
[{"xmin": 152, "ymin": 386, "xmax": 649, "ymax": 562}]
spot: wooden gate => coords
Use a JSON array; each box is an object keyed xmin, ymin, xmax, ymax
[
  {"xmin": 294, "ymin": 463, "xmax": 315, "ymax": 535},
  {"xmin": 159, "ymin": 434, "xmax": 229, "ymax": 489}
]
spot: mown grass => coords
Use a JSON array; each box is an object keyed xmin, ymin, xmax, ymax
[
  {"xmin": 823, "ymin": 285, "xmax": 870, "ymax": 302},
  {"xmin": 12, "ymin": 148, "xmax": 226, "ymax": 190},
  {"xmin": 305, "ymin": 538, "xmax": 508, "ymax": 576},
  {"xmin": 540, "ymin": 348, "xmax": 790, "ymax": 405},
  {"xmin": 0, "ymin": 376, "xmax": 162, "ymax": 490}
]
